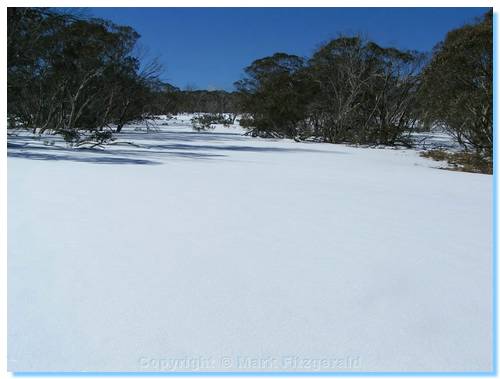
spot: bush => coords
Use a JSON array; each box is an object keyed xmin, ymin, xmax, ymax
[
  {"xmin": 59, "ymin": 129, "xmax": 114, "ymax": 147},
  {"xmin": 191, "ymin": 114, "xmax": 232, "ymax": 131},
  {"xmin": 238, "ymin": 117, "xmax": 254, "ymax": 128},
  {"xmin": 421, "ymin": 149, "xmax": 492, "ymax": 174}
]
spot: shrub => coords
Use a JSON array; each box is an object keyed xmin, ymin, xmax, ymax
[
  {"xmin": 191, "ymin": 114, "xmax": 232, "ymax": 131},
  {"xmin": 421, "ymin": 149, "xmax": 492, "ymax": 174}
]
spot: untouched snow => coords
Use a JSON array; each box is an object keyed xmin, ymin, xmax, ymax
[{"xmin": 8, "ymin": 116, "xmax": 493, "ymax": 372}]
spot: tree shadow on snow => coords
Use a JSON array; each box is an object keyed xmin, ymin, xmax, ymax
[
  {"xmin": 7, "ymin": 130, "xmax": 345, "ymax": 166},
  {"xmin": 117, "ymin": 130, "xmax": 248, "ymax": 144},
  {"xmin": 7, "ymin": 140, "xmax": 225, "ymax": 165},
  {"xmin": 141, "ymin": 142, "xmax": 345, "ymax": 154},
  {"xmin": 7, "ymin": 150, "xmax": 161, "ymax": 165}
]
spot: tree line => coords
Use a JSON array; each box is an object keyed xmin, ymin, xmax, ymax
[
  {"xmin": 235, "ymin": 10, "xmax": 492, "ymax": 162},
  {"xmin": 8, "ymin": 8, "xmax": 492, "ymax": 164},
  {"xmin": 7, "ymin": 7, "xmax": 239, "ymax": 145},
  {"xmin": 8, "ymin": 8, "xmax": 161, "ymax": 144}
]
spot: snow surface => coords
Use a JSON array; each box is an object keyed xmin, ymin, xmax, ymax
[{"xmin": 8, "ymin": 115, "xmax": 493, "ymax": 372}]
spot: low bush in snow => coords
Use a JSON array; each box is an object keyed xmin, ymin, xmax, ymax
[
  {"xmin": 191, "ymin": 114, "xmax": 233, "ymax": 131},
  {"xmin": 421, "ymin": 149, "xmax": 492, "ymax": 174}
]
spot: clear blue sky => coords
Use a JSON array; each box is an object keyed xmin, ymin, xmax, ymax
[{"xmin": 88, "ymin": 7, "xmax": 489, "ymax": 91}]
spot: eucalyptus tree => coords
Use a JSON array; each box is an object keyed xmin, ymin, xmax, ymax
[
  {"xmin": 307, "ymin": 36, "xmax": 422, "ymax": 145},
  {"xmin": 7, "ymin": 8, "xmax": 162, "ymax": 143},
  {"xmin": 418, "ymin": 10, "xmax": 492, "ymax": 158},
  {"xmin": 235, "ymin": 52, "xmax": 312, "ymax": 138}
]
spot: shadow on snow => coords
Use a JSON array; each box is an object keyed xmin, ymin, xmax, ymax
[{"xmin": 7, "ymin": 129, "xmax": 345, "ymax": 166}]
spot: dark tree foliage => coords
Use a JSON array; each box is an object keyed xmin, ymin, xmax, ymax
[
  {"xmin": 152, "ymin": 87, "xmax": 240, "ymax": 119},
  {"xmin": 8, "ymin": 8, "xmax": 161, "ymax": 144},
  {"xmin": 235, "ymin": 39, "xmax": 423, "ymax": 145},
  {"xmin": 235, "ymin": 53, "xmax": 313, "ymax": 138},
  {"xmin": 418, "ymin": 10, "xmax": 493, "ymax": 159},
  {"xmin": 174, "ymin": 90, "xmax": 240, "ymax": 115},
  {"xmin": 191, "ymin": 113, "xmax": 233, "ymax": 131},
  {"xmin": 8, "ymin": 7, "xmax": 492, "ymax": 164},
  {"xmin": 308, "ymin": 37, "xmax": 423, "ymax": 145}
]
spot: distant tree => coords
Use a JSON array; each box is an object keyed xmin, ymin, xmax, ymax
[
  {"xmin": 152, "ymin": 83, "xmax": 182, "ymax": 115},
  {"xmin": 418, "ymin": 10, "xmax": 493, "ymax": 158},
  {"xmin": 174, "ymin": 90, "xmax": 239, "ymax": 115}
]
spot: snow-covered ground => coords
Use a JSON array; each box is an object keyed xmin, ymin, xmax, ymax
[{"xmin": 8, "ymin": 115, "xmax": 493, "ymax": 372}]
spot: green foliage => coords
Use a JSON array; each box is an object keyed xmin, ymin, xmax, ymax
[
  {"xmin": 7, "ymin": 8, "xmax": 161, "ymax": 143},
  {"xmin": 191, "ymin": 113, "xmax": 233, "ymax": 131},
  {"xmin": 59, "ymin": 129, "xmax": 81, "ymax": 143},
  {"xmin": 418, "ymin": 10, "xmax": 492, "ymax": 159},
  {"xmin": 235, "ymin": 39, "xmax": 422, "ymax": 145},
  {"xmin": 307, "ymin": 37, "xmax": 423, "ymax": 145},
  {"xmin": 178, "ymin": 90, "xmax": 239, "ymax": 114},
  {"xmin": 8, "ymin": 7, "xmax": 492, "ymax": 162},
  {"xmin": 235, "ymin": 18, "xmax": 492, "ymax": 153},
  {"xmin": 235, "ymin": 53, "xmax": 311, "ymax": 138},
  {"xmin": 88, "ymin": 130, "xmax": 114, "ymax": 145}
]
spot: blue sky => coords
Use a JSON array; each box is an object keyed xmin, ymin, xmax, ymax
[{"xmin": 88, "ymin": 7, "xmax": 489, "ymax": 91}]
